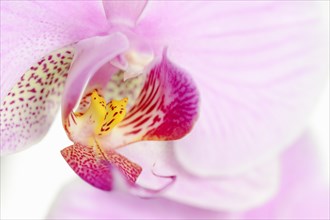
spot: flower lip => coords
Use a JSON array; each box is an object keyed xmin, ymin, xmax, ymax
[{"xmin": 61, "ymin": 47, "xmax": 200, "ymax": 191}]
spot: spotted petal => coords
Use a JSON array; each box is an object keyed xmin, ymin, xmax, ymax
[
  {"xmin": 136, "ymin": 1, "xmax": 329, "ymax": 176},
  {"xmin": 1, "ymin": 48, "xmax": 73, "ymax": 155},
  {"xmin": 61, "ymin": 142, "xmax": 142, "ymax": 191}
]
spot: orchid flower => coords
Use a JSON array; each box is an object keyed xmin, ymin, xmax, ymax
[
  {"xmin": 47, "ymin": 134, "xmax": 330, "ymax": 219},
  {"xmin": 1, "ymin": 1, "xmax": 200, "ymax": 191},
  {"xmin": 1, "ymin": 0, "xmax": 328, "ymax": 212}
]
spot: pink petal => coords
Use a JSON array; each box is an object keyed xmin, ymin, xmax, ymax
[
  {"xmin": 61, "ymin": 143, "xmax": 113, "ymax": 191},
  {"xmin": 243, "ymin": 134, "xmax": 330, "ymax": 219},
  {"xmin": 117, "ymin": 141, "xmax": 280, "ymax": 211},
  {"xmin": 102, "ymin": 0, "xmax": 147, "ymax": 27},
  {"xmin": 104, "ymin": 148, "xmax": 142, "ymax": 184},
  {"xmin": 61, "ymin": 33, "xmax": 129, "ymax": 118},
  {"xmin": 1, "ymin": 1, "xmax": 108, "ymax": 102},
  {"xmin": 47, "ymin": 180, "xmax": 234, "ymax": 219},
  {"xmin": 0, "ymin": 47, "xmax": 73, "ymax": 155},
  {"xmin": 61, "ymin": 142, "xmax": 142, "ymax": 191},
  {"xmin": 135, "ymin": 1, "xmax": 329, "ymax": 175},
  {"xmin": 98, "ymin": 51, "xmax": 199, "ymax": 148}
]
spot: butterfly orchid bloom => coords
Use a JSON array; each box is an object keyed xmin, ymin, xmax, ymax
[{"xmin": 1, "ymin": 0, "xmax": 328, "ymax": 212}]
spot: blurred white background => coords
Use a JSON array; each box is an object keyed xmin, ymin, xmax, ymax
[{"xmin": 1, "ymin": 2, "xmax": 329, "ymax": 220}]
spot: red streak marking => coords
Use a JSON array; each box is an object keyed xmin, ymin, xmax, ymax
[
  {"xmin": 139, "ymin": 85, "xmax": 160, "ymax": 112},
  {"xmin": 120, "ymin": 114, "xmax": 144, "ymax": 127},
  {"xmin": 150, "ymin": 115, "xmax": 161, "ymax": 127},
  {"xmin": 70, "ymin": 113, "xmax": 77, "ymax": 125},
  {"xmin": 125, "ymin": 77, "xmax": 160, "ymax": 121},
  {"xmin": 124, "ymin": 129, "xmax": 142, "ymax": 136},
  {"xmin": 145, "ymin": 100, "xmax": 158, "ymax": 115},
  {"xmin": 133, "ymin": 116, "xmax": 150, "ymax": 128}
]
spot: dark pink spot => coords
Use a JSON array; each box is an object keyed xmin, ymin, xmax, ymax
[
  {"xmin": 28, "ymin": 88, "xmax": 36, "ymax": 93},
  {"xmin": 38, "ymin": 59, "xmax": 45, "ymax": 65}
]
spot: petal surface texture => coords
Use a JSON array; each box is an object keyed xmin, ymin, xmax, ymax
[
  {"xmin": 135, "ymin": 1, "xmax": 329, "ymax": 175},
  {"xmin": 1, "ymin": 47, "xmax": 73, "ymax": 155},
  {"xmin": 117, "ymin": 141, "xmax": 280, "ymax": 211},
  {"xmin": 1, "ymin": 1, "xmax": 108, "ymax": 101},
  {"xmin": 244, "ymin": 134, "xmax": 330, "ymax": 219},
  {"xmin": 47, "ymin": 180, "xmax": 234, "ymax": 219}
]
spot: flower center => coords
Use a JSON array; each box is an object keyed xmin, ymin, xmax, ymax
[{"xmin": 68, "ymin": 90, "xmax": 128, "ymax": 146}]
